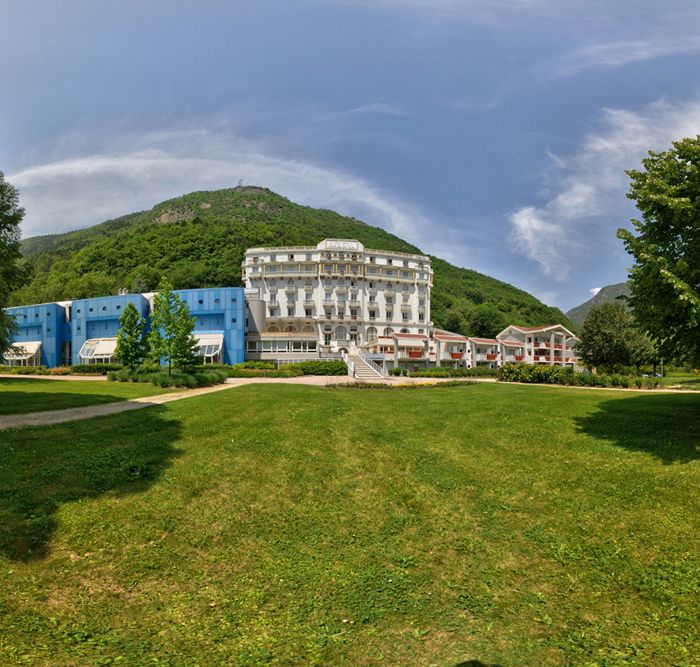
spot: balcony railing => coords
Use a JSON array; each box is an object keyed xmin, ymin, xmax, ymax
[{"xmin": 486, "ymin": 354, "xmax": 497, "ymax": 361}]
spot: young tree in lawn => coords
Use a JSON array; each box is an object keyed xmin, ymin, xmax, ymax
[
  {"xmin": 618, "ymin": 136, "xmax": 700, "ymax": 365},
  {"xmin": 0, "ymin": 173, "xmax": 29, "ymax": 355},
  {"xmin": 577, "ymin": 302, "xmax": 636, "ymax": 373},
  {"xmin": 115, "ymin": 302, "xmax": 146, "ymax": 370},
  {"xmin": 149, "ymin": 279, "xmax": 199, "ymax": 377}
]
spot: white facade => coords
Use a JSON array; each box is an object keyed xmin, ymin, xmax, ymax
[
  {"xmin": 242, "ymin": 238, "xmax": 433, "ymax": 359},
  {"xmin": 496, "ymin": 324, "xmax": 579, "ymax": 367}
]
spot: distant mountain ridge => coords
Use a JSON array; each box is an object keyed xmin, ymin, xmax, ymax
[
  {"xmin": 566, "ymin": 282, "xmax": 630, "ymax": 326},
  {"xmin": 13, "ymin": 186, "xmax": 574, "ymax": 337}
]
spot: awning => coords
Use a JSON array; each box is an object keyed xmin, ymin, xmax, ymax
[
  {"xmin": 3, "ymin": 340, "xmax": 42, "ymax": 361},
  {"xmin": 79, "ymin": 338, "xmax": 117, "ymax": 361},
  {"xmin": 394, "ymin": 335, "xmax": 428, "ymax": 347},
  {"xmin": 195, "ymin": 333, "xmax": 224, "ymax": 358}
]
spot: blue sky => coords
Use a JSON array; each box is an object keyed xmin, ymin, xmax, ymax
[{"xmin": 3, "ymin": 0, "xmax": 700, "ymax": 310}]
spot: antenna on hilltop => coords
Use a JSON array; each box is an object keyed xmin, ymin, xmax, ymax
[{"xmin": 237, "ymin": 179, "xmax": 243, "ymax": 187}]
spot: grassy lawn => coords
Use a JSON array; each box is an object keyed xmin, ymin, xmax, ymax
[
  {"xmin": 0, "ymin": 377, "xmax": 177, "ymax": 415},
  {"xmin": 0, "ymin": 383, "xmax": 698, "ymax": 666},
  {"xmin": 665, "ymin": 370, "xmax": 700, "ymax": 390}
]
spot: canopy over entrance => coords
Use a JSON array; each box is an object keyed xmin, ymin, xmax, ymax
[
  {"xmin": 195, "ymin": 333, "xmax": 224, "ymax": 363},
  {"xmin": 79, "ymin": 338, "xmax": 117, "ymax": 363},
  {"xmin": 3, "ymin": 341, "xmax": 42, "ymax": 366}
]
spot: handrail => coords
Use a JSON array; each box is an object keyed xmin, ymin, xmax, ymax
[{"xmin": 358, "ymin": 352, "xmax": 386, "ymax": 377}]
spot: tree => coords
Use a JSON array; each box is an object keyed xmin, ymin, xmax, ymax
[
  {"xmin": 148, "ymin": 279, "xmax": 199, "ymax": 376},
  {"xmin": 576, "ymin": 302, "xmax": 652, "ymax": 373},
  {"xmin": 627, "ymin": 327, "xmax": 656, "ymax": 374},
  {"xmin": 466, "ymin": 303, "xmax": 508, "ymax": 338},
  {"xmin": 618, "ymin": 136, "xmax": 700, "ymax": 365},
  {"xmin": 115, "ymin": 302, "xmax": 146, "ymax": 369},
  {"xmin": 0, "ymin": 173, "xmax": 28, "ymax": 355}
]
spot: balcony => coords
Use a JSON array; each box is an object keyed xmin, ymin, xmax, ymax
[
  {"xmin": 348, "ymin": 300, "xmax": 360, "ymax": 307},
  {"xmin": 268, "ymin": 300, "xmax": 279, "ymax": 308},
  {"xmin": 486, "ymin": 354, "xmax": 497, "ymax": 361},
  {"xmin": 515, "ymin": 355, "xmax": 524, "ymax": 361},
  {"xmin": 384, "ymin": 288, "xmax": 395, "ymax": 297},
  {"xmin": 451, "ymin": 352, "xmax": 463, "ymax": 360},
  {"xmin": 349, "ymin": 286, "xmax": 359, "ymax": 295},
  {"xmin": 368, "ymin": 287, "xmax": 377, "ymax": 296},
  {"xmin": 323, "ymin": 300, "xmax": 335, "ymax": 308},
  {"xmin": 397, "ymin": 350, "xmax": 425, "ymax": 360},
  {"xmin": 304, "ymin": 299, "xmax": 315, "ymax": 306},
  {"xmin": 400, "ymin": 303, "xmax": 412, "ymax": 312},
  {"xmin": 285, "ymin": 287, "xmax": 297, "ymax": 295},
  {"xmin": 336, "ymin": 285, "xmax": 348, "ymax": 294}
]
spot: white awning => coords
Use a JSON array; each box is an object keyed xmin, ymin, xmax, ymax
[
  {"xmin": 394, "ymin": 335, "xmax": 428, "ymax": 347},
  {"xmin": 79, "ymin": 338, "xmax": 117, "ymax": 361},
  {"xmin": 3, "ymin": 341, "xmax": 42, "ymax": 361},
  {"xmin": 195, "ymin": 333, "xmax": 224, "ymax": 358}
]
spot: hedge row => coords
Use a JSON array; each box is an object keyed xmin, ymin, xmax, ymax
[
  {"xmin": 409, "ymin": 367, "xmax": 500, "ymax": 378},
  {"xmin": 108, "ymin": 368, "xmax": 229, "ymax": 388},
  {"xmin": 0, "ymin": 364, "xmax": 122, "ymax": 376},
  {"xmin": 498, "ymin": 363, "xmax": 662, "ymax": 389}
]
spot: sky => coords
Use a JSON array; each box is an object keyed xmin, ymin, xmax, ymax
[{"xmin": 2, "ymin": 0, "xmax": 700, "ymax": 311}]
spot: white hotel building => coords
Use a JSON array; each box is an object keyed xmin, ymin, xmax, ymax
[
  {"xmin": 242, "ymin": 238, "xmax": 433, "ymax": 364},
  {"xmin": 241, "ymin": 238, "xmax": 578, "ymax": 374}
]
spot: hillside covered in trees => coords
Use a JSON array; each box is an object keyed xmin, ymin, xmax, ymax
[{"xmin": 13, "ymin": 187, "xmax": 573, "ymax": 337}]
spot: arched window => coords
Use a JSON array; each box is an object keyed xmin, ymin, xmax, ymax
[
  {"xmin": 335, "ymin": 326, "xmax": 347, "ymax": 341},
  {"xmin": 400, "ymin": 328, "xmax": 409, "ymax": 333},
  {"xmin": 383, "ymin": 327, "xmax": 394, "ymax": 337},
  {"xmin": 302, "ymin": 325, "xmax": 315, "ymax": 335},
  {"xmin": 285, "ymin": 325, "xmax": 297, "ymax": 333},
  {"xmin": 366, "ymin": 326, "xmax": 378, "ymax": 340},
  {"xmin": 267, "ymin": 325, "xmax": 279, "ymax": 333}
]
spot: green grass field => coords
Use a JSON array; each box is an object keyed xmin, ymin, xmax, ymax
[
  {"xmin": 0, "ymin": 377, "xmax": 176, "ymax": 415},
  {"xmin": 0, "ymin": 382, "xmax": 698, "ymax": 666},
  {"xmin": 665, "ymin": 370, "xmax": 700, "ymax": 390}
]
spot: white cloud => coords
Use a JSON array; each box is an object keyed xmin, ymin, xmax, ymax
[
  {"xmin": 8, "ymin": 128, "xmax": 437, "ymax": 254},
  {"xmin": 540, "ymin": 36, "xmax": 700, "ymax": 80},
  {"xmin": 508, "ymin": 97, "xmax": 700, "ymax": 278},
  {"xmin": 590, "ymin": 287, "xmax": 602, "ymax": 296}
]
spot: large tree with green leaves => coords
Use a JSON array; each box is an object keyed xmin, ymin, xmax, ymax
[
  {"xmin": 115, "ymin": 302, "xmax": 147, "ymax": 370},
  {"xmin": 577, "ymin": 302, "xmax": 653, "ymax": 373},
  {"xmin": 618, "ymin": 136, "xmax": 700, "ymax": 365},
  {"xmin": 148, "ymin": 279, "xmax": 199, "ymax": 377},
  {"xmin": 0, "ymin": 173, "xmax": 28, "ymax": 355}
]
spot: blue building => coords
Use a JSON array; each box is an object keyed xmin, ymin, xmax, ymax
[
  {"xmin": 71, "ymin": 293, "xmax": 150, "ymax": 365},
  {"xmin": 174, "ymin": 287, "xmax": 245, "ymax": 365},
  {"xmin": 3, "ymin": 287, "xmax": 246, "ymax": 368},
  {"xmin": 3, "ymin": 302, "xmax": 69, "ymax": 367}
]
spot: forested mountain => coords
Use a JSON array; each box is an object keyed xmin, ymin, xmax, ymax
[
  {"xmin": 566, "ymin": 282, "xmax": 630, "ymax": 326},
  {"xmin": 13, "ymin": 186, "xmax": 573, "ymax": 337}
]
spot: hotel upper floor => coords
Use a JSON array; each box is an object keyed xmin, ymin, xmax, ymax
[{"xmin": 242, "ymin": 238, "xmax": 433, "ymax": 286}]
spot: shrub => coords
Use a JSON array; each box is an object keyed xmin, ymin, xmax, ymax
[
  {"xmin": 109, "ymin": 367, "xmax": 228, "ymax": 388},
  {"xmin": 70, "ymin": 363, "xmax": 123, "ymax": 375},
  {"xmin": 293, "ymin": 360, "xmax": 347, "ymax": 376},
  {"xmin": 498, "ymin": 363, "xmax": 661, "ymax": 389},
  {"xmin": 235, "ymin": 360, "xmax": 276, "ymax": 370},
  {"xmin": 227, "ymin": 366, "xmax": 304, "ymax": 378},
  {"xmin": 410, "ymin": 367, "xmax": 499, "ymax": 378}
]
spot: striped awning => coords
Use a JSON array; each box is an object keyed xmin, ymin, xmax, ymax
[{"xmin": 195, "ymin": 333, "xmax": 224, "ymax": 358}]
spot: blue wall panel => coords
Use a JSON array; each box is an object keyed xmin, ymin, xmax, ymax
[
  {"xmin": 4, "ymin": 302, "xmax": 67, "ymax": 367},
  {"xmin": 70, "ymin": 294, "xmax": 149, "ymax": 365}
]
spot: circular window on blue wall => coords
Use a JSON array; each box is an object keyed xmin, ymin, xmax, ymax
[{"xmin": 198, "ymin": 299, "xmax": 204, "ymax": 304}]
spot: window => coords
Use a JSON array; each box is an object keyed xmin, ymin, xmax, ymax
[
  {"xmin": 366, "ymin": 326, "xmax": 378, "ymax": 339},
  {"xmin": 387, "ymin": 258, "xmax": 392, "ymax": 265},
  {"xmin": 383, "ymin": 327, "xmax": 393, "ymax": 336},
  {"xmin": 305, "ymin": 309, "xmax": 312, "ymax": 318},
  {"xmin": 336, "ymin": 326, "xmax": 347, "ymax": 340},
  {"xmin": 288, "ymin": 254, "xmax": 294, "ymax": 261}
]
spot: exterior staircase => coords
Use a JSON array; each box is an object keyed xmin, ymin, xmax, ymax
[{"xmin": 349, "ymin": 355, "xmax": 386, "ymax": 380}]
